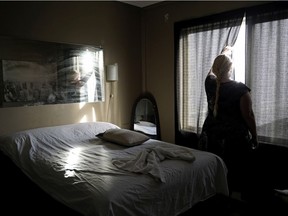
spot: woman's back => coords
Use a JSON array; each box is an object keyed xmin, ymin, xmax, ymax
[{"xmin": 203, "ymin": 75, "xmax": 251, "ymax": 154}]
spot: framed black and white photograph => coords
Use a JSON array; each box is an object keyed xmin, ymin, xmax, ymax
[
  {"xmin": 2, "ymin": 60, "xmax": 57, "ymax": 106},
  {"xmin": 0, "ymin": 36, "xmax": 105, "ymax": 108}
]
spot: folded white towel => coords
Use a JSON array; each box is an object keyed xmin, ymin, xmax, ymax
[{"xmin": 112, "ymin": 146, "xmax": 195, "ymax": 182}]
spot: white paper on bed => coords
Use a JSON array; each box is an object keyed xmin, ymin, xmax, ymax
[{"xmin": 0, "ymin": 122, "xmax": 229, "ymax": 216}]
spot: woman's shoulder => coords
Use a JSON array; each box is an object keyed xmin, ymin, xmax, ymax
[
  {"xmin": 234, "ymin": 81, "xmax": 251, "ymax": 91},
  {"xmin": 221, "ymin": 81, "xmax": 250, "ymax": 98},
  {"xmin": 206, "ymin": 74, "xmax": 216, "ymax": 81},
  {"xmin": 228, "ymin": 81, "xmax": 251, "ymax": 98},
  {"xmin": 226, "ymin": 80, "xmax": 250, "ymax": 90},
  {"xmin": 205, "ymin": 74, "xmax": 216, "ymax": 87}
]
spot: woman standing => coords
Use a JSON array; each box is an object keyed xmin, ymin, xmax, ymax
[{"xmin": 199, "ymin": 49, "xmax": 259, "ymax": 195}]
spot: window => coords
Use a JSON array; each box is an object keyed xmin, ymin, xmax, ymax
[
  {"xmin": 175, "ymin": 2, "xmax": 288, "ymax": 147},
  {"xmin": 232, "ymin": 17, "xmax": 245, "ymax": 84}
]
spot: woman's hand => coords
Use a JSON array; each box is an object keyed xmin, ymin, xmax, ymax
[{"xmin": 250, "ymin": 137, "xmax": 260, "ymax": 150}]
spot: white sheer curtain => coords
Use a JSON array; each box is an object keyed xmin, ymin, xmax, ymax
[
  {"xmin": 175, "ymin": 11, "xmax": 244, "ymax": 136},
  {"xmin": 246, "ymin": 4, "xmax": 288, "ymax": 147}
]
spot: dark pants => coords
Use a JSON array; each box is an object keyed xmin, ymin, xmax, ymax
[{"xmin": 207, "ymin": 136, "xmax": 252, "ymax": 195}]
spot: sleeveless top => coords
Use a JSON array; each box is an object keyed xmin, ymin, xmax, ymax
[{"xmin": 200, "ymin": 75, "xmax": 251, "ymax": 157}]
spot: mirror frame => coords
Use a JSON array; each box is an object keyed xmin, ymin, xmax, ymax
[{"xmin": 130, "ymin": 92, "xmax": 161, "ymax": 140}]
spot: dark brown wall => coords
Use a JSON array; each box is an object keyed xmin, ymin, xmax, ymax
[{"xmin": 0, "ymin": 1, "xmax": 142, "ymax": 134}]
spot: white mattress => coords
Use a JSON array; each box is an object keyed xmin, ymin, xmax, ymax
[{"xmin": 0, "ymin": 122, "xmax": 229, "ymax": 216}]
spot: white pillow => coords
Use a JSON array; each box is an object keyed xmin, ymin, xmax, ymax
[{"xmin": 97, "ymin": 128, "xmax": 150, "ymax": 146}]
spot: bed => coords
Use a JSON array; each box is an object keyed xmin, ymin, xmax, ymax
[{"xmin": 0, "ymin": 121, "xmax": 229, "ymax": 216}]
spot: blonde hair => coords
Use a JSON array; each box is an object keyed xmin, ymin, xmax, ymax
[{"xmin": 212, "ymin": 54, "xmax": 233, "ymax": 117}]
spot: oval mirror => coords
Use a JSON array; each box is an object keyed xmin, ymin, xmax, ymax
[{"xmin": 131, "ymin": 92, "xmax": 161, "ymax": 140}]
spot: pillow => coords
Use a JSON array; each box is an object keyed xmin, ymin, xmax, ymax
[{"xmin": 97, "ymin": 128, "xmax": 150, "ymax": 146}]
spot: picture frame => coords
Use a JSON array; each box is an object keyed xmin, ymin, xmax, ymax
[{"xmin": 0, "ymin": 36, "xmax": 104, "ymax": 108}]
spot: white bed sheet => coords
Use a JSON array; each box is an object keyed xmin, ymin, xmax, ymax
[{"xmin": 0, "ymin": 122, "xmax": 229, "ymax": 216}]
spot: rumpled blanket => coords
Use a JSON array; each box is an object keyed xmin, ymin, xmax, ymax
[{"xmin": 112, "ymin": 146, "xmax": 195, "ymax": 182}]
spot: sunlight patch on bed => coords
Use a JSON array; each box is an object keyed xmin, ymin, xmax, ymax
[{"xmin": 64, "ymin": 147, "xmax": 82, "ymax": 178}]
